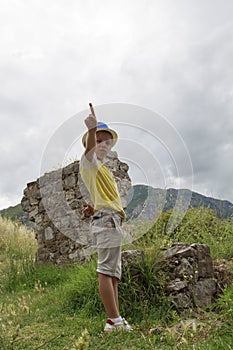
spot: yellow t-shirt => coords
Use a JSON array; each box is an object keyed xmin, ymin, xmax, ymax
[{"xmin": 80, "ymin": 154, "xmax": 126, "ymax": 220}]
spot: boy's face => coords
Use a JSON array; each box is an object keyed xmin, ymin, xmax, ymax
[{"xmin": 95, "ymin": 131, "xmax": 113, "ymax": 160}]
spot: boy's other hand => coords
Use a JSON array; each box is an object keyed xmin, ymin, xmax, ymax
[
  {"xmin": 85, "ymin": 113, "xmax": 97, "ymax": 131},
  {"xmin": 81, "ymin": 204, "xmax": 95, "ymax": 219}
]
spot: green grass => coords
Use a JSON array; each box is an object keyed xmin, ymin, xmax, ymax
[
  {"xmin": 145, "ymin": 207, "xmax": 233, "ymax": 260},
  {"xmin": 0, "ymin": 209, "xmax": 233, "ymax": 349}
]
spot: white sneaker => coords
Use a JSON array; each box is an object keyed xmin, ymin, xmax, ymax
[
  {"xmin": 122, "ymin": 318, "xmax": 133, "ymax": 331},
  {"xmin": 104, "ymin": 318, "xmax": 133, "ymax": 332}
]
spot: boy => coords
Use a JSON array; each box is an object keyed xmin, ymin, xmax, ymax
[{"xmin": 80, "ymin": 108, "xmax": 132, "ymax": 332}]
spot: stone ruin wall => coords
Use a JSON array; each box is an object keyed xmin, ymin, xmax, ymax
[{"xmin": 21, "ymin": 151, "xmax": 132, "ymax": 265}]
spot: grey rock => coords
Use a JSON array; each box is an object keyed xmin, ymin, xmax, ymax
[
  {"xmin": 166, "ymin": 278, "xmax": 187, "ymax": 292},
  {"xmin": 174, "ymin": 258, "xmax": 194, "ymax": 278},
  {"xmin": 163, "ymin": 243, "xmax": 217, "ymax": 311},
  {"xmin": 45, "ymin": 227, "xmax": 54, "ymax": 240},
  {"xmin": 122, "ymin": 250, "xmax": 145, "ymax": 267},
  {"xmin": 194, "ymin": 278, "xmax": 216, "ymax": 308}
]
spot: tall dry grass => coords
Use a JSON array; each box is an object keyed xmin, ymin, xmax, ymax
[{"xmin": 0, "ymin": 216, "xmax": 37, "ymax": 291}]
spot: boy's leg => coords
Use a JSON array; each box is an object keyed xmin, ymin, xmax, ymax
[
  {"xmin": 112, "ymin": 276, "xmax": 119, "ymax": 310},
  {"xmin": 98, "ymin": 273, "xmax": 120, "ymax": 318}
]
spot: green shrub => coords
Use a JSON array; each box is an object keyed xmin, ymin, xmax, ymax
[
  {"xmin": 119, "ymin": 249, "xmax": 176, "ymax": 324},
  {"xmin": 147, "ymin": 208, "xmax": 233, "ymax": 259},
  {"xmin": 216, "ymin": 284, "xmax": 233, "ymax": 321}
]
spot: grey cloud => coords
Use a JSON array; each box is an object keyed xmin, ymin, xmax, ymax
[{"xmin": 1, "ymin": 0, "xmax": 233, "ymax": 208}]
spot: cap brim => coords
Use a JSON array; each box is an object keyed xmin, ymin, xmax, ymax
[{"xmin": 82, "ymin": 127, "xmax": 118, "ymax": 147}]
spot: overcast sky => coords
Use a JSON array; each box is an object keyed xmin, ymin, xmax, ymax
[{"xmin": 1, "ymin": 0, "xmax": 233, "ymax": 210}]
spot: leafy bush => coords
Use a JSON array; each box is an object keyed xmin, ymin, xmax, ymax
[{"xmin": 119, "ymin": 250, "xmax": 176, "ymax": 324}]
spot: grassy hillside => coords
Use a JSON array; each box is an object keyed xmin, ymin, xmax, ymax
[
  {"xmin": 0, "ymin": 203, "xmax": 24, "ymax": 220},
  {"xmin": 0, "ymin": 203, "xmax": 30, "ymax": 227},
  {"xmin": 0, "ymin": 209, "xmax": 233, "ymax": 349}
]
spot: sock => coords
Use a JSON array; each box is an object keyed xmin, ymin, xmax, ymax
[{"xmin": 109, "ymin": 316, "xmax": 123, "ymax": 324}]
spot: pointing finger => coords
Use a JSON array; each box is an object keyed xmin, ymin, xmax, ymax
[{"xmin": 89, "ymin": 102, "xmax": 96, "ymax": 118}]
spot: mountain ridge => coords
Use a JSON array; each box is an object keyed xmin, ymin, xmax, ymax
[
  {"xmin": 1, "ymin": 186, "xmax": 232, "ymax": 224},
  {"xmin": 126, "ymin": 185, "xmax": 233, "ymax": 220}
]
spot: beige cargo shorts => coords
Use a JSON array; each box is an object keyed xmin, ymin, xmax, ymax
[{"xmin": 91, "ymin": 208, "xmax": 123, "ymax": 279}]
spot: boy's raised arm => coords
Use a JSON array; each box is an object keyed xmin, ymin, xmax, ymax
[{"xmin": 84, "ymin": 109, "xmax": 97, "ymax": 162}]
